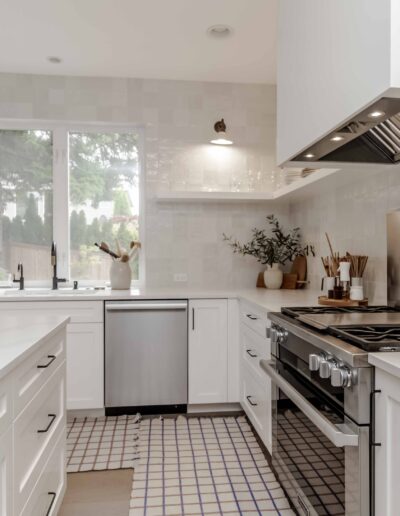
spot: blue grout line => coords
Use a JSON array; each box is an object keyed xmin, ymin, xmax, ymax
[
  {"xmin": 185, "ymin": 417, "xmax": 205, "ymax": 516},
  {"xmin": 174, "ymin": 418, "xmax": 185, "ymax": 515}
]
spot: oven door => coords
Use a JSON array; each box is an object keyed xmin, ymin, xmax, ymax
[{"xmin": 261, "ymin": 359, "xmax": 370, "ymax": 516}]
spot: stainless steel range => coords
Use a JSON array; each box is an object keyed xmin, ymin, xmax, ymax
[{"xmin": 260, "ymin": 305, "xmax": 400, "ymax": 516}]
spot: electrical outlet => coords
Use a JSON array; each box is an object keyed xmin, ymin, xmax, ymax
[{"xmin": 173, "ymin": 273, "xmax": 188, "ymax": 282}]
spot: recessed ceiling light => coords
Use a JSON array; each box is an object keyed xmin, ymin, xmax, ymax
[
  {"xmin": 304, "ymin": 153, "xmax": 315, "ymax": 159},
  {"xmin": 330, "ymin": 135, "xmax": 344, "ymax": 142},
  {"xmin": 47, "ymin": 56, "xmax": 62, "ymax": 64},
  {"xmin": 207, "ymin": 25, "xmax": 233, "ymax": 38},
  {"xmin": 368, "ymin": 110, "xmax": 385, "ymax": 119}
]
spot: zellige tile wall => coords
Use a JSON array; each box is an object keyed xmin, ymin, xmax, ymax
[{"xmin": 0, "ymin": 73, "xmax": 285, "ymax": 288}]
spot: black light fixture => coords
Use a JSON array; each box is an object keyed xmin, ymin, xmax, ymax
[{"xmin": 210, "ymin": 118, "xmax": 233, "ymax": 145}]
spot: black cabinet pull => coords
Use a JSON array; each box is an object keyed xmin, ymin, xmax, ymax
[
  {"xmin": 246, "ymin": 349, "xmax": 258, "ymax": 358},
  {"xmin": 246, "ymin": 314, "xmax": 258, "ymax": 320},
  {"xmin": 246, "ymin": 395, "xmax": 258, "ymax": 407},
  {"xmin": 192, "ymin": 308, "xmax": 195, "ymax": 330},
  {"xmin": 37, "ymin": 355, "xmax": 56, "ymax": 369},
  {"xmin": 370, "ymin": 389, "xmax": 382, "ymax": 447},
  {"xmin": 38, "ymin": 414, "xmax": 57, "ymax": 433},
  {"xmin": 46, "ymin": 491, "xmax": 57, "ymax": 516}
]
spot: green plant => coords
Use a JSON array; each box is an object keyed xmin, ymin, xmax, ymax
[{"xmin": 223, "ymin": 214, "xmax": 314, "ymax": 267}]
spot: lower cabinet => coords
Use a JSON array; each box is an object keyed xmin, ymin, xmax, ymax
[
  {"xmin": 374, "ymin": 368, "xmax": 400, "ymax": 515},
  {"xmin": 0, "ymin": 428, "xmax": 13, "ymax": 516},
  {"xmin": 189, "ymin": 299, "xmax": 228, "ymax": 404},
  {"xmin": 239, "ymin": 301, "xmax": 272, "ymax": 452},
  {"xmin": 67, "ymin": 323, "xmax": 104, "ymax": 410}
]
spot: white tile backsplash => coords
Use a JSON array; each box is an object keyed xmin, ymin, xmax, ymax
[
  {"xmin": 0, "ymin": 72, "xmax": 283, "ymax": 288},
  {"xmin": 289, "ymin": 168, "xmax": 400, "ymax": 304}
]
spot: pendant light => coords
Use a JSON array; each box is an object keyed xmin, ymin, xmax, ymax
[{"xmin": 210, "ymin": 118, "xmax": 233, "ymax": 145}]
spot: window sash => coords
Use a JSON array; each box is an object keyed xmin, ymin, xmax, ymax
[{"xmin": 0, "ymin": 120, "xmax": 145, "ymax": 288}]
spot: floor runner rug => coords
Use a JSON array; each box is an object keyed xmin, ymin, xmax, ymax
[
  {"xmin": 130, "ymin": 415, "xmax": 294, "ymax": 515},
  {"xmin": 67, "ymin": 414, "xmax": 140, "ymax": 473}
]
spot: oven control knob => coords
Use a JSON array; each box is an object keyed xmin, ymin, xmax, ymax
[
  {"xmin": 331, "ymin": 366, "xmax": 352, "ymax": 388},
  {"xmin": 276, "ymin": 327, "xmax": 288, "ymax": 345},
  {"xmin": 309, "ymin": 354, "xmax": 321, "ymax": 371},
  {"xmin": 319, "ymin": 358, "xmax": 332, "ymax": 378}
]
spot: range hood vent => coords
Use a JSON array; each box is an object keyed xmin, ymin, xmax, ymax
[{"xmin": 294, "ymin": 98, "xmax": 400, "ymax": 164}]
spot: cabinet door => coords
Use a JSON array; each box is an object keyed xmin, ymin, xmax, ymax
[
  {"xmin": 189, "ymin": 299, "xmax": 228, "ymax": 404},
  {"xmin": 67, "ymin": 323, "xmax": 104, "ymax": 410},
  {"xmin": 375, "ymin": 369, "xmax": 400, "ymax": 516},
  {"xmin": 0, "ymin": 428, "xmax": 13, "ymax": 516}
]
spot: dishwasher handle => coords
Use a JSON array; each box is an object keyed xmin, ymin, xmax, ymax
[{"xmin": 106, "ymin": 302, "xmax": 187, "ymax": 311}]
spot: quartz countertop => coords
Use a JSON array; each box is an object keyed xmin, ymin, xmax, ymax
[
  {"xmin": 0, "ymin": 314, "xmax": 69, "ymax": 380},
  {"xmin": 0, "ymin": 286, "xmax": 321, "ymax": 312},
  {"xmin": 369, "ymin": 352, "xmax": 400, "ymax": 379}
]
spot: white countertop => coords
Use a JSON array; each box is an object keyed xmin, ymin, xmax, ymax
[
  {"xmin": 0, "ymin": 314, "xmax": 69, "ymax": 380},
  {"xmin": 0, "ymin": 286, "xmax": 321, "ymax": 312},
  {"xmin": 369, "ymin": 352, "xmax": 400, "ymax": 379}
]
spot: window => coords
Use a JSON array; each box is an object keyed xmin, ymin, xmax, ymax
[{"xmin": 0, "ymin": 123, "xmax": 143, "ymax": 286}]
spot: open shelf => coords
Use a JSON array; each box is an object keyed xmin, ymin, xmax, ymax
[{"xmin": 155, "ymin": 168, "xmax": 339, "ymax": 203}]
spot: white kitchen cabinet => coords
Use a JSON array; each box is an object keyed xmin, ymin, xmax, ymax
[
  {"xmin": 277, "ymin": 0, "xmax": 400, "ymax": 165},
  {"xmin": 374, "ymin": 368, "xmax": 400, "ymax": 515},
  {"xmin": 0, "ymin": 301, "xmax": 104, "ymax": 410},
  {"xmin": 239, "ymin": 300, "xmax": 272, "ymax": 452},
  {"xmin": 188, "ymin": 299, "xmax": 228, "ymax": 404},
  {"xmin": 0, "ymin": 428, "xmax": 13, "ymax": 516},
  {"xmin": 67, "ymin": 323, "xmax": 104, "ymax": 410}
]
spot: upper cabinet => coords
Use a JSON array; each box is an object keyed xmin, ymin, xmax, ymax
[{"xmin": 277, "ymin": 0, "xmax": 400, "ymax": 166}]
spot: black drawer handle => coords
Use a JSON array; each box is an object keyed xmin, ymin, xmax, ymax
[
  {"xmin": 246, "ymin": 395, "xmax": 258, "ymax": 407},
  {"xmin": 37, "ymin": 355, "xmax": 56, "ymax": 369},
  {"xmin": 246, "ymin": 314, "xmax": 258, "ymax": 320},
  {"xmin": 46, "ymin": 491, "xmax": 57, "ymax": 516},
  {"xmin": 38, "ymin": 414, "xmax": 57, "ymax": 433},
  {"xmin": 246, "ymin": 349, "xmax": 258, "ymax": 358}
]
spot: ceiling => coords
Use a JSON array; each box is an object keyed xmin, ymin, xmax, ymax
[{"xmin": 0, "ymin": 0, "xmax": 276, "ymax": 84}]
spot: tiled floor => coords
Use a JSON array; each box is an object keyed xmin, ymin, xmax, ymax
[{"xmin": 59, "ymin": 470, "xmax": 133, "ymax": 516}]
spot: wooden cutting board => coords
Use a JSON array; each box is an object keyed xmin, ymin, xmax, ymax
[{"xmin": 290, "ymin": 255, "xmax": 307, "ymax": 288}]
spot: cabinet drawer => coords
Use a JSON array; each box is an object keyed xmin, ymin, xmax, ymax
[
  {"xmin": 241, "ymin": 324, "xmax": 270, "ymax": 382},
  {"xmin": 240, "ymin": 301, "xmax": 270, "ymax": 339},
  {"xmin": 0, "ymin": 374, "xmax": 13, "ymax": 438},
  {"xmin": 13, "ymin": 327, "xmax": 65, "ymax": 417},
  {"xmin": 0, "ymin": 300, "xmax": 103, "ymax": 323},
  {"xmin": 241, "ymin": 362, "xmax": 271, "ymax": 451},
  {"xmin": 14, "ymin": 363, "xmax": 65, "ymax": 514},
  {"xmin": 20, "ymin": 432, "xmax": 66, "ymax": 516}
]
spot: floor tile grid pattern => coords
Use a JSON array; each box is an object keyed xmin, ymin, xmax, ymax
[
  {"xmin": 67, "ymin": 415, "xmax": 140, "ymax": 473},
  {"xmin": 130, "ymin": 415, "xmax": 294, "ymax": 515}
]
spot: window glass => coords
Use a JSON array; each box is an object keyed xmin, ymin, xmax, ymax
[
  {"xmin": 69, "ymin": 132, "xmax": 140, "ymax": 282},
  {"xmin": 0, "ymin": 130, "xmax": 53, "ymax": 282}
]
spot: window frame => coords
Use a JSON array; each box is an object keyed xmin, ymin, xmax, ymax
[{"xmin": 0, "ymin": 119, "xmax": 146, "ymax": 288}]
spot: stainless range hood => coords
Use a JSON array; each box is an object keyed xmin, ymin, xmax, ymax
[{"xmin": 294, "ymin": 97, "xmax": 400, "ymax": 164}]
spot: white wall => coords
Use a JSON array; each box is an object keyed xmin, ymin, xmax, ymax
[
  {"xmin": 0, "ymin": 73, "xmax": 286, "ymax": 288},
  {"xmin": 289, "ymin": 168, "xmax": 400, "ymax": 304}
]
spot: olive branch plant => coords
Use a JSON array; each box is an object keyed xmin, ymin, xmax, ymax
[{"xmin": 223, "ymin": 214, "xmax": 315, "ymax": 268}]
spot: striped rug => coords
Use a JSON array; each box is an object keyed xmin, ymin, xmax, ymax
[
  {"xmin": 130, "ymin": 415, "xmax": 294, "ymax": 515},
  {"xmin": 67, "ymin": 414, "xmax": 141, "ymax": 473}
]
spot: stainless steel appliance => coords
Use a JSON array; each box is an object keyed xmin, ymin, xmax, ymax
[
  {"xmin": 292, "ymin": 97, "xmax": 400, "ymax": 164},
  {"xmin": 261, "ymin": 305, "xmax": 400, "ymax": 516},
  {"xmin": 105, "ymin": 300, "xmax": 188, "ymax": 415}
]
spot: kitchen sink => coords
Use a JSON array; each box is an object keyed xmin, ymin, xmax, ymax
[{"xmin": 3, "ymin": 288, "xmax": 98, "ymax": 296}]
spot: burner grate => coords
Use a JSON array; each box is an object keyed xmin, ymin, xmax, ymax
[
  {"xmin": 282, "ymin": 305, "xmax": 398, "ymax": 318},
  {"xmin": 331, "ymin": 324, "xmax": 400, "ymax": 351}
]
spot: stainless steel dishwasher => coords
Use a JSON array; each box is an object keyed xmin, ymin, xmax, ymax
[{"xmin": 105, "ymin": 300, "xmax": 188, "ymax": 415}]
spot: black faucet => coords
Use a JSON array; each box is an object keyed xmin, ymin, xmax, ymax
[
  {"xmin": 13, "ymin": 263, "xmax": 24, "ymax": 290},
  {"xmin": 51, "ymin": 242, "xmax": 67, "ymax": 290}
]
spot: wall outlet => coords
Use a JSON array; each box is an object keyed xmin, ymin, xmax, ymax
[{"xmin": 173, "ymin": 273, "xmax": 188, "ymax": 282}]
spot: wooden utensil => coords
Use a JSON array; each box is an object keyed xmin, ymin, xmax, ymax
[{"xmin": 290, "ymin": 255, "xmax": 307, "ymax": 288}]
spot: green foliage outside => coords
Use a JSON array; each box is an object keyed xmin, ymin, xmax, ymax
[{"xmin": 0, "ymin": 129, "xmax": 140, "ymax": 281}]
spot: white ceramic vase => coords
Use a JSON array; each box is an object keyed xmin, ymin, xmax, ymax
[
  {"xmin": 264, "ymin": 263, "xmax": 283, "ymax": 289},
  {"xmin": 110, "ymin": 261, "xmax": 132, "ymax": 290}
]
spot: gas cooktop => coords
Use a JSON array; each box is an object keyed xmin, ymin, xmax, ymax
[
  {"xmin": 281, "ymin": 305, "xmax": 400, "ymax": 352},
  {"xmin": 282, "ymin": 305, "xmax": 398, "ymax": 318}
]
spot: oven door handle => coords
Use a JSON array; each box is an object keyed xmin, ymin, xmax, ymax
[{"xmin": 260, "ymin": 359, "xmax": 359, "ymax": 448}]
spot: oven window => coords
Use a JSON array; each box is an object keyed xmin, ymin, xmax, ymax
[{"xmin": 275, "ymin": 362, "xmax": 345, "ymax": 515}]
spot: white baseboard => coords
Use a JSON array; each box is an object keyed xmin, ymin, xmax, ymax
[
  {"xmin": 67, "ymin": 408, "xmax": 106, "ymax": 418},
  {"xmin": 187, "ymin": 402, "xmax": 242, "ymax": 414}
]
